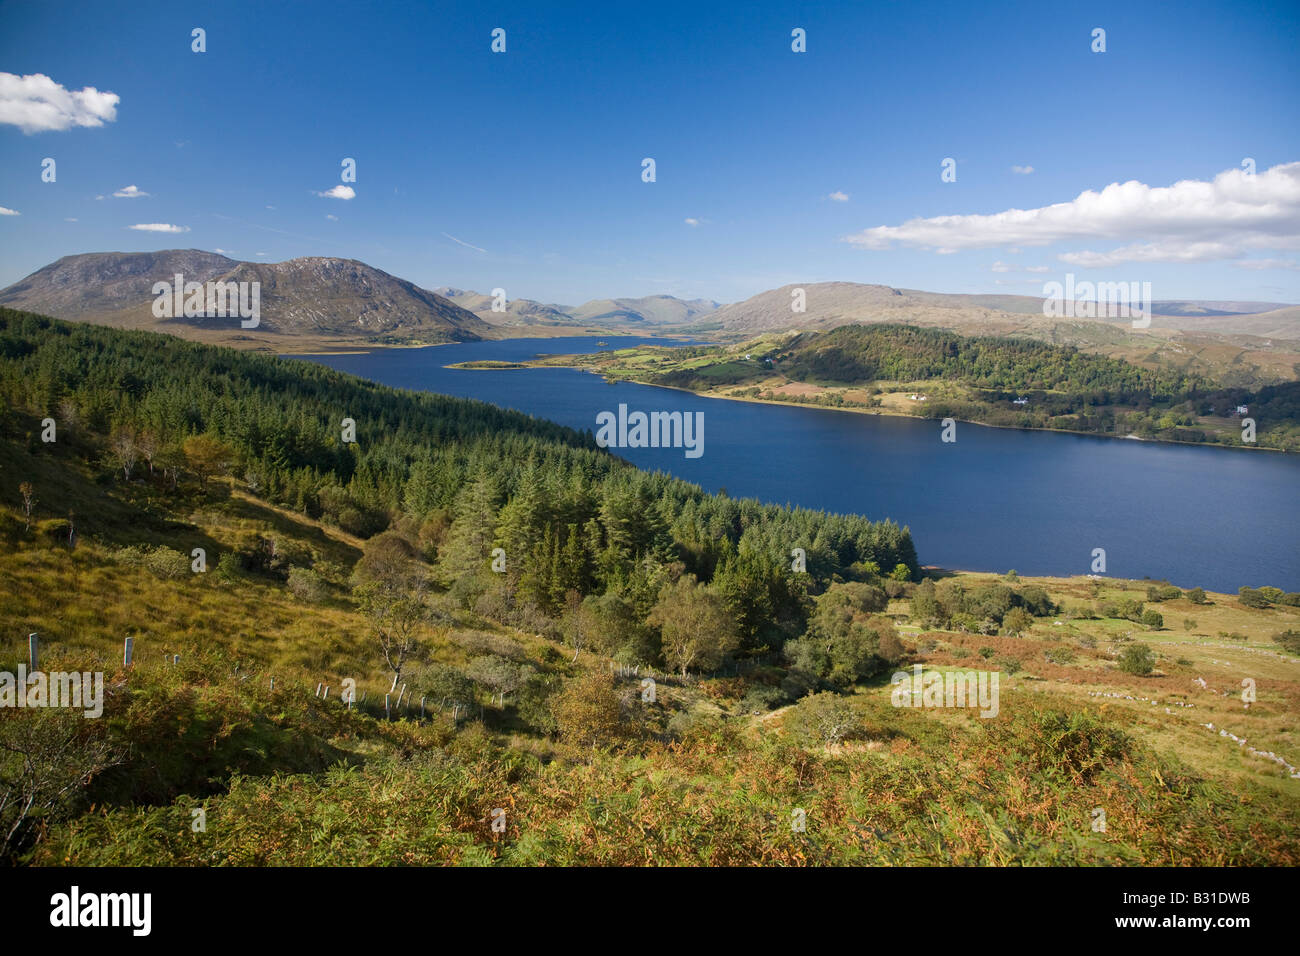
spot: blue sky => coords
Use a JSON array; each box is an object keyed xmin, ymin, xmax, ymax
[{"xmin": 1, "ymin": 0, "xmax": 1298, "ymax": 305}]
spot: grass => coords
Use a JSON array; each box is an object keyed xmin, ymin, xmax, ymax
[{"xmin": 3, "ymin": 438, "xmax": 1298, "ymax": 865}]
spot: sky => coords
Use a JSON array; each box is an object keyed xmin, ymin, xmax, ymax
[{"xmin": 1, "ymin": 0, "xmax": 1298, "ymax": 306}]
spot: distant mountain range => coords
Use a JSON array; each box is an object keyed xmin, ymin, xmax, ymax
[
  {"xmin": 1, "ymin": 253, "xmax": 1294, "ymax": 358},
  {"xmin": 706, "ymin": 282, "xmax": 1300, "ymax": 341},
  {"xmin": 433, "ymin": 287, "xmax": 721, "ymax": 328},
  {"xmin": 0, "ymin": 250, "xmax": 490, "ymax": 347}
]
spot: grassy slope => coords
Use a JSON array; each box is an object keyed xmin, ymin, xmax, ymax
[{"xmin": 4, "ymin": 429, "xmax": 1298, "ymax": 865}]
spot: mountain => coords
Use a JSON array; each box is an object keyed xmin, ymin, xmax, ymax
[
  {"xmin": 566, "ymin": 295, "xmax": 721, "ymax": 326},
  {"xmin": 708, "ymin": 281, "xmax": 1300, "ymax": 341},
  {"xmin": 434, "ymin": 288, "xmax": 721, "ymax": 329},
  {"xmin": 1148, "ymin": 300, "xmax": 1294, "ymax": 317},
  {"xmin": 0, "ymin": 250, "xmax": 490, "ymax": 347},
  {"xmin": 433, "ymin": 287, "xmax": 576, "ymax": 326},
  {"xmin": 708, "ymin": 282, "xmax": 1056, "ymax": 336}
]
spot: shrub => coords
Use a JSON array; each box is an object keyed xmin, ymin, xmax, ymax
[
  {"xmin": 216, "ymin": 551, "xmax": 242, "ymax": 583},
  {"xmin": 113, "ymin": 544, "xmax": 149, "ymax": 567},
  {"xmin": 1118, "ymin": 643, "xmax": 1155, "ymax": 676},
  {"xmin": 978, "ymin": 646, "xmax": 996, "ymax": 659},
  {"xmin": 990, "ymin": 708, "xmax": 1131, "ymax": 783},
  {"xmin": 740, "ymin": 684, "xmax": 787, "ymax": 714},
  {"xmin": 1238, "ymin": 587, "xmax": 1271, "ymax": 609},
  {"xmin": 1045, "ymin": 646, "xmax": 1076, "ymax": 665},
  {"xmin": 1186, "ymin": 587, "xmax": 1207, "ymax": 605},
  {"xmin": 1018, "ymin": 586, "xmax": 1055, "ymax": 617},
  {"xmin": 551, "ymin": 671, "xmax": 631, "ymax": 748},
  {"xmin": 784, "ymin": 692, "xmax": 860, "ymax": 747},
  {"xmin": 1272, "ymin": 630, "xmax": 1300, "ymax": 654},
  {"xmin": 143, "ymin": 547, "xmax": 189, "ymax": 580},
  {"xmin": 994, "ymin": 656, "xmax": 1022, "ymax": 675},
  {"xmin": 1002, "ymin": 607, "xmax": 1033, "ymax": 636},
  {"xmin": 1141, "ymin": 609, "xmax": 1163, "ymax": 629},
  {"xmin": 286, "ymin": 566, "xmax": 327, "ymax": 603}
]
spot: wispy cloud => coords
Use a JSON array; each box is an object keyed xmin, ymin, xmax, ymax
[
  {"xmin": 315, "ymin": 185, "xmax": 355, "ymax": 200},
  {"xmin": 991, "ymin": 260, "xmax": 1049, "ymax": 273},
  {"xmin": 442, "ymin": 231, "xmax": 486, "ymax": 252},
  {"xmin": 128, "ymin": 223, "xmax": 188, "ymax": 233},
  {"xmin": 827, "ymin": 191, "xmax": 850, "ymax": 202},
  {"xmin": 0, "ymin": 72, "xmax": 119, "ymax": 134},
  {"xmin": 1011, "ymin": 165, "xmax": 1035, "ymax": 175},
  {"xmin": 112, "ymin": 184, "xmax": 149, "ymax": 198},
  {"xmin": 325, "ymin": 213, "xmax": 338, "ymax": 221},
  {"xmin": 844, "ymin": 162, "xmax": 1300, "ymax": 266},
  {"xmin": 0, "ymin": 206, "xmax": 20, "ymax": 216},
  {"xmin": 1233, "ymin": 258, "xmax": 1300, "ymax": 272}
]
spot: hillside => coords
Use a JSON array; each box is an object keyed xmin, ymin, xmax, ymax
[
  {"xmin": 527, "ymin": 324, "xmax": 1300, "ymax": 451},
  {"xmin": 2, "ymin": 308, "xmax": 1298, "ymax": 866},
  {"xmin": 0, "ymin": 251, "xmax": 491, "ymax": 349}
]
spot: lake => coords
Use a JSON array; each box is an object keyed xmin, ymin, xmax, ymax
[{"xmin": 300, "ymin": 336, "xmax": 1300, "ymax": 593}]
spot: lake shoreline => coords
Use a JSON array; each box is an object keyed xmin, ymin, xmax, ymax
[{"xmin": 478, "ymin": 358, "xmax": 1291, "ymax": 455}]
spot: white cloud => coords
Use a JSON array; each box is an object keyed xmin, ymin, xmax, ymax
[
  {"xmin": 113, "ymin": 184, "xmax": 149, "ymax": 198},
  {"xmin": 214, "ymin": 248, "xmax": 234, "ymax": 255},
  {"xmin": 64, "ymin": 217, "xmax": 77, "ymax": 222},
  {"xmin": 0, "ymin": 206, "xmax": 20, "ymax": 216},
  {"xmin": 0, "ymin": 72, "xmax": 119, "ymax": 134},
  {"xmin": 1233, "ymin": 258, "xmax": 1300, "ymax": 272},
  {"xmin": 844, "ymin": 162, "xmax": 1300, "ymax": 265},
  {"xmin": 325, "ymin": 213, "xmax": 338, "ymax": 221},
  {"xmin": 128, "ymin": 223, "xmax": 189, "ymax": 233},
  {"xmin": 255, "ymin": 252, "xmax": 267, "ymax": 257},
  {"xmin": 315, "ymin": 185, "xmax": 355, "ymax": 200},
  {"xmin": 684, "ymin": 218, "xmax": 701, "ymax": 227},
  {"xmin": 1059, "ymin": 240, "xmax": 1240, "ymax": 268},
  {"xmin": 992, "ymin": 260, "xmax": 1049, "ymax": 273},
  {"xmin": 827, "ymin": 191, "xmax": 850, "ymax": 202},
  {"xmin": 1011, "ymin": 165, "xmax": 1035, "ymax": 175}
]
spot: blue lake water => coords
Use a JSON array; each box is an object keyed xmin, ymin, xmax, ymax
[{"xmin": 300, "ymin": 336, "xmax": 1300, "ymax": 593}]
